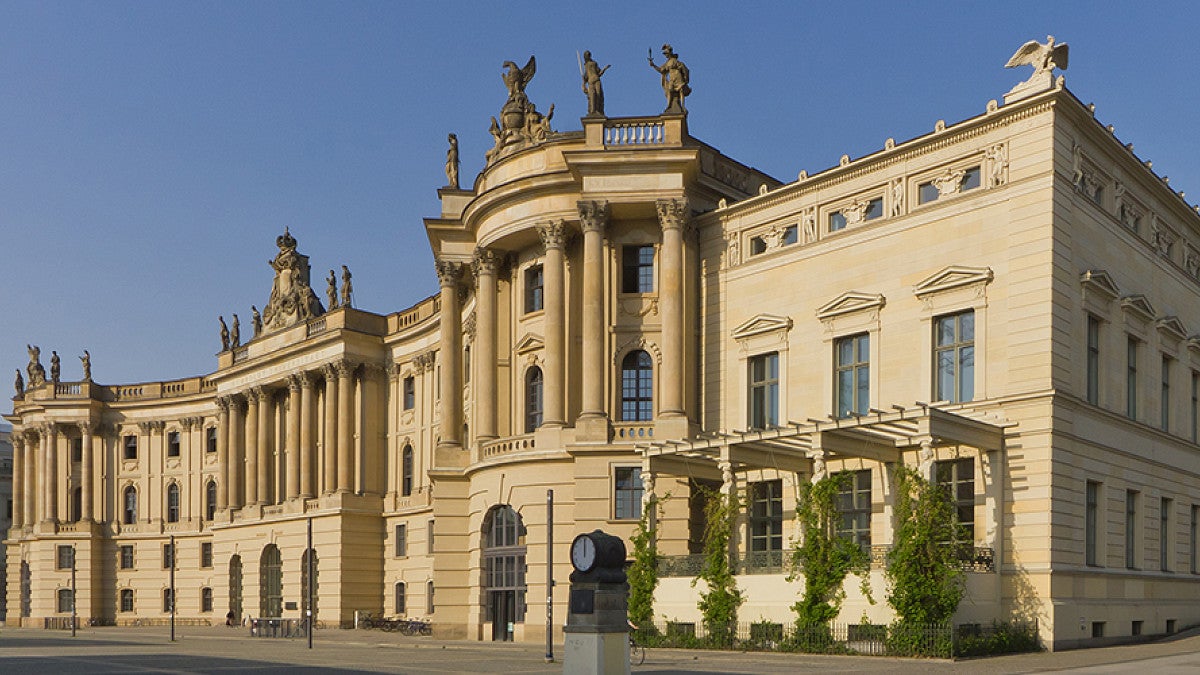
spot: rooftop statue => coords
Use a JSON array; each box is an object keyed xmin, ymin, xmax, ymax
[
  {"xmin": 580, "ymin": 50, "xmax": 610, "ymax": 117},
  {"xmin": 341, "ymin": 265, "xmax": 354, "ymax": 308},
  {"xmin": 326, "ymin": 270, "xmax": 339, "ymax": 310},
  {"xmin": 251, "ymin": 305, "xmax": 262, "ymax": 337},
  {"xmin": 489, "ymin": 55, "xmax": 555, "ymax": 164},
  {"xmin": 502, "ymin": 56, "xmax": 537, "ymax": 102},
  {"xmin": 231, "ymin": 314, "xmax": 241, "ymax": 348},
  {"xmin": 219, "ymin": 316, "xmax": 230, "ymax": 352},
  {"xmin": 648, "ymin": 43, "xmax": 691, "ymax": 114},
  {"xmin": 79, "ymin": 350, "xmax": 91, "ymax": 381},
  {"xmin": 445, "ymin": 133, "xmax": 460, "ymax": 189},
  {"xmin": 261, "ymin": 228, "xmax": 324, "ymax": 332},
  {"xmin": 26, "ymin": 344, "xmax": 45, "ymax": 387},
  {"xmin": 50, "ymin": 350, "xmax": 60, "ymax": 384},
  {"xmin": 15, "ymin": 369, "xmax": 24, "ymax": 397},
  {"xmin": 1004, "ymin": 35, "xmax": 1069, "ymax": 101}
]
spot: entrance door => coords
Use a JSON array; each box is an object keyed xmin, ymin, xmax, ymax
[
  {"xmin": 229, "ymin": 555, "xmax": 243, "ymax": 622},
  {"xmin": 482, "ymin": 505, "xmax": 526, "ymax": 642},
  {"xmin": 489, "ymin": 590, "xmax": 515, "ymax": 641}
]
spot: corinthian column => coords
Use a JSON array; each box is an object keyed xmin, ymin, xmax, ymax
[
  {"xmin": 79, "ymin": 422, "xmax": 94, "ymax": 521},
  {"xmin": 473, "ymin": 248, "xmax": 500, "ymax": 440},
  {"xmin": 245, "ymin": 389, "xmax": 260, "ymax": 506},
  {"xmin": 322, "ymin": 364, "xmax": 338, "ymax": 495},
  {"xmin": 45, "ymin": 423, "xmax": 59, "ymax": 523},
  {"xmin": 24, "ymin": 431, "xmax": 37, "ymax": 526},
  {"xmin": 435, "ymin": 259, "xmax": 464, "ymax": 451},
  {"xmin": 299, "ymin": 372, "xmax": 315, "ymax": 499},
  {"xmin": 216, "ymin": 397, "xmax": 230, "ymax": 510},
  {"xmin": 656, "ymin": 198, "xmax": 688, "ymax": 418},
  {"xmin": 228, "ymin": 397, "xmax": 244, "ymax": 509},
  {"xmin": 336, "ymin": 360, "xmax": 355, "ymax": 493},
  {"xmin": 255, "ymin": 388, "xmax": 270, "ymax": 504},
  {"xmin": 287, "ymin": 374, "xmax": 302, "ymax": 499},
  {"xmin": 11, "ymin": 435, "xmax": 23, "ymax": 529},
  {"xmin": 578, "ymin": 200, "xmax": 610, "ymax": 422},
  {"xmin": 538, "ymin": 221, "xmax": 568, "ymax": 427}
]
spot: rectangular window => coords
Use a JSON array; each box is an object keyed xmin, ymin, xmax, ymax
[
  {"xmin": 748, "ymin": 352, "xmax": 779, "ymax": 429},
  {"xmin": 749, "ymin": 236, "xmax": 767, "ymax": 255},
  {"xmin": 1192, "ymin": 372, "xmax": 1198, "ymax": 443},
  {"xmin": 918, "ymin": 181, "xmax": 939, "ymax": 204},
  {"xmin": 1092, "ymin": 621, "xmax": 1105, "ymax": 638},
  {"xmin": 200, "ymin": 542, "xmax": 213, "ymax": 569},
  {"xmin": 524, "ymin": 265, "xmax": 544, "ymax": 313},
  {"xmin": 395, "ymin": 524, "xmax": 408, "ymax": 557},
  {"xmin": 1162, "ymin": 497, "xmax": 1173, "ymax": 571},
  {"xmin": 119, "ymin": 544, "xmax": 134, "ymax": 570},
  {"xmin": 1162, "ymin": 357, "xmax": 1172, "ymax": 431},
  {"xmin": 1192, "ymin": 505, "xmax": 1199, "ymax": 574},
  {"xmin": 1127, "ymin": 338, "xmax": 1138, "ymax": 419},
  {"xmin": 748, "ymin": 480, "xmax": 783, "ymax": 554},
  {"xmin": 428, "ymin": 519, "xmax": 435, "ymax": 555},
  {"xmin": 167, "ymin": 431, "xmax": 181, "ymax": 457},
  {"xmin": 163, "ymin": 542, "xmax": 175, "ymax": 570},
  {"xmin": 828, "ymin": 211, "xmax": 847, "ymax": 232},
  {"xmin": 395, "ymin": 582, "xmax": 406, "ymax": 615},
  {"xmin": 58, "ymin": 588, "xmax": 74, "ymax": 613},
  {"xmin": 201, "ymin": 587, "xmax": 213, "ymax": 613},
  {"xmin": 863, "ymin": 197, "xmax": 884, "ymax": 221},
  {"xmin": 123, "ymin": 434, "xmax": 138, "ymax": 460},
  {"xmin": 614, "ymin": 467, "xmax": 644, "ymax": 520},
  {"xmin": 935, "ymin": 310, "xmax": 975, "ymax": 403},
  {"xmin": 1126, "ymin": 489, "xmax": 1140, "ymax": 569},
  {"xmin": 961, "ymin": 166, "xmax": 982, "ymax": 191},
  {"xmin": 71, "ymin": 438, "xmax": 83, "ymax": 462},
  {"xmin": 835, "ymin": 333, "xmax": 870, "ymax": 417},
  {"xmin": 1132, "ymin": 620, "xmax": 1143, "ymax": 636},
  {"xmin": 1086, "ymin": 481, "xmax": 1100, "ymax": 566},
  {"xmin": 835, "ymin": 470, "xmax": 872, "ymax": 553},
  {"xmin": 935, "ymin": 458, "xmax": 975, "ymax": 541},
  {"xmin": 622, "ymin": 245, "xmax": 655, "ymax": 293},
  {"xmin": 403, "ymin": 376, "xmax": 415, "ymax": 410},
  {"xmin": 1087, "ymin": 316, "xmax": 1100, "ymax": 405},
  {"xmin": 206, "ymin": 427, "xmax": 217, "ymax": 453},
  {"xmin": 163, "ymin": 588, "xmax": 174, "ymax": 613},
  {"xmin": 427, "ymin": 581, "xmax": 435, "ymax": 615},
  {"xmin": 120, "ymin": 589, "xmax": 134, "ymax": 613},
  {"xmin": 56, "ymin": 545, "xmax": 74, "ymax": 570},
  {"xmin": 781, "ymin": 224, "xmax": 798, "ymax": 245}
]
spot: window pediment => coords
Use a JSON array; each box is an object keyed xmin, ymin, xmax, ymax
[
  {"xmin": 732, "ymin": 314, "xmax": 793, "ymax": 341},
  {"xmin": 514, "ymin": 333, "xmax": 544, "ymax": 355},
  {"xmin": 913, "ymin": 265, "xmax": 993, "ymax": 298},
  {"xmin": 1156, "ymin": 316, "xmax": 1187, "ymax": 343},
  {"xmin": 1120, "ymin": 295, "xmax": 1155, "ymax": 323},
  {"xmin": 815, "ymin": 292, "xmax": 885, "ymax": 321},
  {"xmin": 1080, "ymin": 269, "xmax": 1120, "ymax": 301}
]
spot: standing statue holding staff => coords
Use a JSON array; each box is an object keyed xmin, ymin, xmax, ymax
[
  {"xmin": 445, "ymin": 133, "xmax": 460, "ymax": 189},
  {"xmin": 580, "ymin": 50, "xmax": 610, "ymax": 117},
  {"xmin": 648, "ymin": 43, "xmax": 691, "ymax": 113}
]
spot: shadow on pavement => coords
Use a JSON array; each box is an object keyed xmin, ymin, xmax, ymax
[{"xmin": 0, "ymin": 653, "xmax": 378, "ymax": 674}]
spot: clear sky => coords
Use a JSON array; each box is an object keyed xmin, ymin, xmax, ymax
[{"xmin": 2, "ymin": 1, "xmax": 1199, "ymax": 398}]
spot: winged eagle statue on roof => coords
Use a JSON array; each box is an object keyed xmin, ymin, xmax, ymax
[
  {"xmin": 502, "ymin": 55, "xmax": 537, "ymax": 102},
  {"xmin": 1004, "ymin": 35, "xmax": 1068, "ymax": 101}
]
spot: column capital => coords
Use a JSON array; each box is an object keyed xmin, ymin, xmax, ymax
[
  {"xmin": 385, "ymin": 360, "xmax": 400, "ymax": 381},
  {"xmin": 537, "ymin": 220, "xmax": 569, "ymax": 251},
  {"xmin": 472, "ymin": 247, "xmax": 502, "ymax": 277},
  {"xmin": 334, "ymin": 359, "xmax": 357, "ymax": 378},
  {"xmin": 287, "ymin": 375, "xmax": 302, "ymax": 393},
  {"xmin": 577, "ymin": 199, "xmax": 610, "ymax": 234},
  {"xmin": 215, "ymin": 395, "xmax": 232, "ymax": 411},
  {"xmin": 298, "ymin": 370, "xmax": 315, "ymax": 389},
  {"xmin": 76, "ymin": 421, "xmax": 96, "ymax": 435},
  {"xmin": 247, "ymin": 385, "xmax": 268, "ymax": 402},
  {"xmin": 434, "ymin": 258, "xmax": 465, "ymax": 288},
  {"xmin": 655, "ymin": 198, "xmax": 689, "ymax": 231}
]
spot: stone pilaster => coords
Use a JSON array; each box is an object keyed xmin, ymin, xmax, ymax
[
  {"xmin": 78, "ymin": 422, "xmax": 94, "ymax": 521},
  {"xmin": 473, "ymin": 248, "xmax": 500, "ymax": 441},
  {"xmin": 299, "ymin": 371, "xmax": 315, "ymax": 499},
  {"xmin": 10, "ymin": 434, "xmax": 23, "ymax": 530},
  {"xmin": 216, "ymin": 397, "xmax": 230, "ymax": 510},
  {"xmin": 577, "ymin": 200, "xmax": 610, "ymax": 436},
  {"xmin": 656, "ymin": 198, "xmax": 688, "ymax": 422},
  {"xmin": 245, "ymin": 388, "xmax": 260, "ymax": 506},
  {"xmin": 287, "ymin": 374, "xmax": 302, "ymax": 500},
  {"xmin": 538, "ymin": 221, "xmax": 568, "ymax": 428},
  {"xmin": 435, "ymin": 259, "xmax": 465, "ymax": 459},
  {"xmin": 44, "ymin": 423, "xmax": 58, "ymax": 523},
  {"xmin": 336, "ymin": 360, "xmax": 355, "ymax": 493},
  {"xmin": 322, "ymin": 364, "xmax": 339, "ymax": 495}
]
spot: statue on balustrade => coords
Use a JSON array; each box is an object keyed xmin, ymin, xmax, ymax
[
  {"xmin": 14, "ymin": 369, "xmax": 24, "ymax": 397},
  {"xmin": 251, "ymin": 306, "xmax": 262, "ymax": 337},
  {"xmin": 341, "ymin": 265, "xmax": 353, "ymax": 308},
  {"xmin": 219, "ymin": 316, "xmax": 230, "ymax": 351},
  {"xmin": 50, "ymin": 350, "xmax": 60, "ymax": 384},
  {"xmin": 230, "ymin": 314, "xmax": 241, "ymax": 348},
  {"xmin": 261, "ymin": 228, "xmax": 324, "ymax": 333},
  {"xmin": 648, "ymin": 43, "xmax": 691, "ymax": 114},
  {"xmin": 581, "ymin": 50, "xmax": 610, "ymax": 117},
  {"xmin": 489, "ymin": 55, "xmax": 556, "ymax": 164},
  {"xmin": 326, "ymin": 269, "xmax": 339, "ymax": 310},
  {"xmin": 26, "ymin": 344, "xmax": 45, "ymax": 387},
  {"xmin": 445, "ymin": 133, "xmax": 460, "ymax": 189},
  {"xmin": 79, "ymin": 350, "xmax": 91, "ymax": 381}
]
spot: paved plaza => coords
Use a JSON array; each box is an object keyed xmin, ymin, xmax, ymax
[{"xmin": 2, "ymin": 626, "xmax": 1200, "ymax": 674}]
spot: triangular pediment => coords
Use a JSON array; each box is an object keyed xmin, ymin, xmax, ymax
[
  {"xmin": 1080, "ymin": 269, "xmax": 1120, "ymax": 300},
  {"xmin": 1157, "ymin": 316, "xmax": 1188, "ymax": 342},
  {"xmin": 1120, "ymin": 295, "xmax": 1155, "ymax": 323},
  {"xmin": 731, "ymin": 313, "xmax": 793, "ymax": 341},
  {"xmin": 514, "ymin": 333, "xmax": 544, "ymax": 354},
  {"xmin": 913, "ymin": 265, "xmax": 994, "ymax": 297},
  {"xmin": 816, "ymin": 292, "xmax": 886, "ymax": 320}
]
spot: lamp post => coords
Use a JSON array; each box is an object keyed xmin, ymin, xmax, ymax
[
  {"xmin": 545, "ymin": 489, "xmax": 554, "ymax": 663},
  {"xmin": 70, "ymin": 545, "xmax": 77, "ymax": 638},
  {"xmin": 169, "ymin": 534, "xmax": 176, "ymax": 642},
  {"xmin": 307, "ymin": 516, "xmax": 314, "ymax": 650}
]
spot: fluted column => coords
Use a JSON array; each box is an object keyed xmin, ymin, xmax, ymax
[
  {"xmin": 336, "ymin": 360, "xmax": 355, "ymax": 493},
  {"xmin": 435, "ymin": 259, "xmax": 464, "ymax": 450},
  {"xmin": 11, "ymin": 435, "xmax": 23, "ymax": 530},
  {"xmin": 254, "ymin": 388, "xmax": 270, "ymax": 504},
  {"xmin": 245, "ymin": 389, "xmax": 260, "ymax": 506},
  {"xmin": 287, "ymin": 374, "xmax": 302, "ymax": 499},
  {"xmin": 473, "ymin": 248, "xmax": 500, "ymax": 440},
  {"xmin": 578, "ymin": 200, "xmax": 610, "ymax": 421},
  {"xmin": 228, "ymin": 397, "xmax": 244, "ymax": 509},
  {"xmin": 23, "ymin": 431, "xmax": 36, "ymax": 526},
  {"xmin": 300, "ymin": 372, "xmax": 315, "ymax": 499},
  {"xmin": 79, "ymin": 422, "xmax": 94, "ymax": 521},
  {"xmin": 45, "ymin": 423, "xmax": 59, "ymax": 523},
  {"xmin": 216, "ymin": 397, "xmax": 230, "ymax": 510},
  {"xmin": 656, "ymin": 198, "xmax": 688, "ymax": 418},
  {"xmin": 322, "ymin": 365, "xmax": 338, "ymax": 495},
  {"xmin": 538, "ymin": 221, "xmax": 568, "ymax": 427}
]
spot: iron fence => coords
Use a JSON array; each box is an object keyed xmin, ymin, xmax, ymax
[{"xmin": 248, "ymin": 617, "xmax": 309, "ymax": 638}]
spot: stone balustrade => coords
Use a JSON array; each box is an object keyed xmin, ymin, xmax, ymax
[
  {"xmin": 480, "ymin": 434, "xmax": 536, "ymax": 459},
  {"xmin": 603, "ymin": 118, "xmax": 665, "ymax": 146},
  {"xmin": 613, "ymin": 422, "xmax": 655, "ymax": 440}
]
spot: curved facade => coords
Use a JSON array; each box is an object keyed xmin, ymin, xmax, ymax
[{"xmin": 7, "ymin": 70, "xmax": 1200, "ymax": 650}]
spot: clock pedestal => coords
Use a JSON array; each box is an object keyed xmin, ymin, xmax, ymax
[{"xmin": 563, "ymin": 530, "xmax": 630, "ymax": 675}]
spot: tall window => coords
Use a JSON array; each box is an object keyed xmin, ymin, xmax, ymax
[
  {"xmin": 427, "ymin": 581, "xmax": 435, "ymax": 615},
  {"xmin": 620, "ymin": 351, "xmax": 653, "ymax": 421},
  {"xmin": 524, "ymin": 265, "xmax": 544, "ymax": 313},
  {"xmin": 401, "ymin": 445, "xmax": 414, "ymax": 497},
  {"xmin": 1191, "ymin": 505, "xmax": 1199, "ymax": 574},
  {"xmin": 835, "ymin": 470, "xmax": 872, "ymax": 553},
  {"xmin": 1086, "ymin": 481, "xmax": 1100, "ymax": 566},
  {"xmin": 123, "ymin": 486, "xmax": 138, "ymax": 525},
  {"xmin": 205, "ymin": 480, "xmax": 217, "ymax": 521},
  {"xmin": 395, "ymin": 582, "xmax": 407, "ymax": 615},
  {"xmin": 119, "ymin": 589, "xmax": 134, "ymax": 612},
  {"xmin": 935, "ymin": 310, "xmax": 975, "ymax": 403},
  {"xmin": 57, "ymin": 545, "xmax": 74, "ymax": 570},
  {"xmin": 1161, "ymin": 497, "xmax": 1173, "ymax": 572},
  {"xmin": 58, "ymin": 588, "xmax": 74, "ymax": 613},
  {"xmin": 614, "ymin": 467, "xmax": 643, "ymax": 520},
  {"xmin": 71, "ymin": 437, "xmax": 82, "ymax": 462},
  {"xmin": 1192, "ymin": 372, "xmax": 1199, "ymax": 443},
  {"xmin": 835, "ymin": 333, "xmax": 870, "ymax": 417},
  {"xmin": 1126, "ymin": 489, "xmax": 1139, "ymax": 569},
  {"xmin": 119, "ymin": 545, "xmax": 134, "ymax": 570},
  {"xmin": 622, "ymin": 245, "xmax": 655, "ymax": 293},
  {"xmin": 166, "ymin": 483, "xmax": 180, "ymax": 523},
  {"xmin": 124, "ymin": 435, "xmax": 138, "ymax": 460},
  {"xmin": 163, "ymin": 588, "xmax": 174, "ymax": 613},
  {"xmin": 201, "ymin": 542, "xmax": 213, "ymax": 568},
  {"xmin": 748, "ymin": 480, "xmax": 784, "ymax": 560},
  {"xmin": 1087, "ymin": 316, "xmax": 1101, "ymax": 404},
  {"xmin": 201, "ymin": 587, "xmax": 213, "ymax": 613},
  {"xmin": 206, "ymin": 427, "xmax": 217, "ymax": 453},
  {"xmin": 525, "ymin": 367, "xmax": 543, "ymax": 433},
  {"xmin": 935, "ymin": 458, "xmax": 975, "ymax": 541},
  {"xmin": 163, "ymin": 542, "xmax": 175, "ymax": 569},
  {"xmin": 167, "ymin": 431, "xmax": 181, "ymax": 457},
  {"xmin": 1127, "ymin": 337, "xmax": 1138, "ymax": 419},
  {"xmin": 395, "ymin": 524, "xmax": 408, "ymax": 557},
  {"xmin": 748, "ymin": 352, "xmax": 779, "ymax": 429},
  {"xmin": 260, "ymin": 544, "xmax": 283, "ymax": 618},
  {"xmin": 428, "ymin": 519, "xmax": 435, "ymax": 555},
  {"xmin": 1162, "ymin": 356, "xmax": 1172, "ymax": 431},
  {"xmin": 403, "ymin": 376, "xmax": 415, "ymax": 410}
]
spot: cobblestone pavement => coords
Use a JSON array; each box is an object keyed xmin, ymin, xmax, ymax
[{"xmin": 2, "ymin": 625, "xmax": 1199, "ymax": 674}]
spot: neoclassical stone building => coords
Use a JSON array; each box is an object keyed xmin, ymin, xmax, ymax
[{"xmin": 6, "ymin": 45, "xmax": 1200, "ymax": 650}]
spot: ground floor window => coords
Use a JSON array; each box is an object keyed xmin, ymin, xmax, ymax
[
  {"xmin": 934, "ymin": 458, "xmax": 975, "ymax": 541},
  {"xmin": 395, "ymin": 582, "xmax": 406, "ymax": 615},
  {"xmin": 119, "ymin": 589, "xmax": 134, "ymax": 612},
  {"xmin": 57, "ymin": 588, "xmax": 73, "ymax": 613}
]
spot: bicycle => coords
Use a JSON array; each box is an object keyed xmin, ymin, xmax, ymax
[{"xmin": 629, "ymin": 633, "xmax": 645, "ymax": 666}]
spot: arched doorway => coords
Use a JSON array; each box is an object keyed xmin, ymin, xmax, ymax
[
  {"xmin": 260, "ymin": 544, "xmax": 283, "ymax": 618},
  {"xmin": 482, "ymin": 505, "xmax": 527, "ymax": 641},
  {"xmin": 228, "ymin": 555, "xmax": 243, "ymax": 623},
  {"xmin": 300, "ymin": 549, "xmax": 318, "ymax": 621},
  {"xmin": 20, "ymin": 560, "xmax": 31, "ymax": 618}
]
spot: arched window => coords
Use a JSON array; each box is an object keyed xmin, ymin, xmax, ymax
[
  {"xmin": 260, "ymin": 544, "xmax": 283, "ymax": 618},
  {"xmin": 401, "ymin": 445, "xmax": 414, "ymax": 497},
  {"xmin": 620, "ymin": 350, "xmax": 654, "ymax": 422},
  {"xmin": 525, "ymin": 367, "xmax": 543, "ymax": 433},
  {"xmin": 166, "ymin": 483, "xmax": 180, "ymax": 523},
  {"xmin": 205, "ymin": 480, "xmax": 217, "ymax": 521},
  {"xmin": 395, "ymin": 581, "xmax": 406, "ymax": 615},
  {"xmin": 482, "ymin": 505, "xmax": 527, "ymax": 641},
  {"xmin": 228, "ymin": 555, "xmax": 243, "ymax": 623},
  {"xmin": 122, "ymin": 486, "xmax": 138, "ymax": 525}
]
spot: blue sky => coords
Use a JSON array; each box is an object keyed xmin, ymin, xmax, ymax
[{"xmin": 2, "ymin": 1, "xmax": 1199, "ymax": 394}]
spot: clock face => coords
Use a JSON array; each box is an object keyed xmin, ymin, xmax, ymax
[{"xmin": 571, "ymin": 534, "xmax": 596, "ymax": 572}]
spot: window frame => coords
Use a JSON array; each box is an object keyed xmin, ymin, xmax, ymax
[
  {"xmin": 163, "ymin": 542, "xmax": 175, "ymax": 570},
  {"xmin": 403, "ymin": 376, "xmax": 416, "ymax": 410},
  {"xmin": 56, "ymin": 545, "xmax": 74, "ymax": 570},
  {"xmin": 621, "ymin": 244, "xmax": 655, "ymax": 294},
  {"xmin": 122, "ymin": 486, "xmax": 138, "ymax": 525},
  {"xmin": 123, "ymin": 434, "xmax": 138, "ymax": 460},
  {"xmin": 1126, "ymin": 489, "xmax": 1140, "ymax": 570},
  {"xmin": 395, "ymin": 581, "xmax": 407, "ymax": 616},
  {"xmin": 748, "ymin": 479, "xmax": 784, "ymax": 554},
  {"xmin": 1162, "ymin": 356, "xmax": 1172, "ymax": 431},
  {"xmin": 1085, "ymin": 480, "xmax": 1100, "ymax": 566},
  {"xmin": 401, "ymin": 445, "xmax": 414, "ymax": 497},
  {"xmin": 167, "ymin": 430, "xmax": 181, "ymax": 458},
  {"xmin": 119, "ymin": 544, "xmax": 135, "ymax": 570},
  {"xmin": 748, "ymin": 352, "xmax": 779, "ymax": 430},
  {"xmin": 1127, "ymin": 337, "xmax": 1139, "ymax": 419},
  {"xmin": 934, "ymin": 458, "xmax": 975, "ymax": 542},
  {"xmin": 524, "ymin": 366, "xmax": 544, "ymax": 433},
  {"xmin": 613, "ymin": 466, "xmax": 644, "ymax": 521},
  {"xmin": 395, "ymin": 523, "xmax": 408, "ymax": 558},
  {"xmin": 1086, "ymin": 315, "xmax": 1101, "ymax": 405},
  {"xmin": 834, "ymin": 333, "xmax": 870, "ymax": 418},
  {"xmin": 1162, "ymin": 497, "xmax": 1173, "ymax": 572},
  {"xmin": 119, "ymin": 588, "xmax": 134, "ymax": 613},
  {"xmin": 524, "ymin": 264, "xmax": 544, "ymax": 314},
  {"xmin": 620, "ymin": 350, "xmax": 654, "ymax": 422},
  {"xmin": 835, "ymin": 470, "xmax": 872, "ymax": 553},
  {"xmin": 934, "ymin": 310, "xmax": 975, "ymax": 404},
  {"xmin": 206, "ymin": 427, "xmax": 217, "ymax": 453},
  {"xmin": 201, "ymin": 587, "xmax": 213, "ymax": 613},
  {"xmin": 166, "ymin": 482, "xmax": 180, "ymax": 523}
]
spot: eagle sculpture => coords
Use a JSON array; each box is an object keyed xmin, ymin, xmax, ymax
[
  {"xmin": 502, "ymin": 55, "xmax": 537, "ymax": 100},
  {"xmin": 1005, "ymin": 35, "xmax": 1069, "ymax": 77}
]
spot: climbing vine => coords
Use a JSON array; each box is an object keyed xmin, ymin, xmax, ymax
[
  {"xmin": 788, "ymin": 472, "xmax": 871, "ymax": 628},
  {"xmin": 885, "ymin": 465, "xmax": 964, "ymax": 626},
  {"xmin": 693, "ymin": 486, "xmax": 743, "ymax": 645},
  {"xmin": 627, "ymin": 494, "xmax": 663, "ymax": 630}
]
